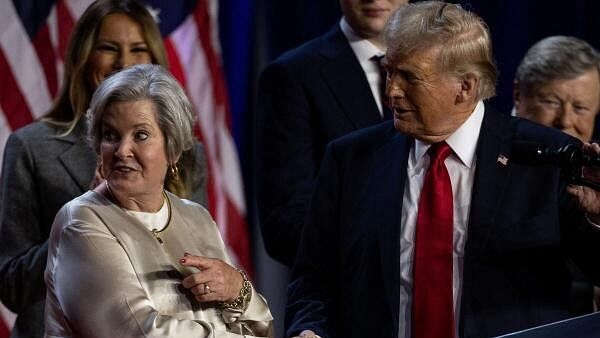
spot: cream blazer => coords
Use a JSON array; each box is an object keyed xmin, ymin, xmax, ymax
[{"xmin": 44, "ymin": 190, "xmax": 273, "ymax": 338}]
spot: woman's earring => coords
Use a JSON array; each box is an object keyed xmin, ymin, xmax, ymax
[{"xmin": 169, "ymin": 163, "xmax": 180, "ymax": 181}]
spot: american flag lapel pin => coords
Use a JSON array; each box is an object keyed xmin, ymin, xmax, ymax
[{"xmin": 497, "ymin": 154, "xmax": 508, "ymax": 166}]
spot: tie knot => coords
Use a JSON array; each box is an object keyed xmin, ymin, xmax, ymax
[
  {"xmin": 428, "ymin": 142, "xmax": 452, "ymax": 162},
  {"xmin": 371, "ymin": 54, "xmax": 384, "ymax": 63},
  {"xmin": 371, "ymin": 54, "xmax": 385, "ymax": 71}
]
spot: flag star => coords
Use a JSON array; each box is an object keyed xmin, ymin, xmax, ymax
[{"xmin": 146, "ymin": 5, "xmax": 161, "ymax": 24}]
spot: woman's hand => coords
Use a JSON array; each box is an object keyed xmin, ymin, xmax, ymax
[
  {"xmin": 180, "ymin": 254, "xmax": 243, "ymax": 303},
  {"xmin": 292, "ymin": 330, "xmax": 320, "ymax": 338}
]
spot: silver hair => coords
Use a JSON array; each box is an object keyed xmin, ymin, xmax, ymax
[
  {"xmin": 384, "ymin": 1, "xmax": 497, "ymax": 100},
  {"xmin": 515, "ymin": 35, "xmax": 600, "ymax": 93},
  {"xmin": 87, "ymin": 64, "xmax": 195, "ymax": 163}
]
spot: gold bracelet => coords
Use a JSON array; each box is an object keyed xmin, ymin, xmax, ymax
[{"xmin": 220, "ymin": 269, "xmax": 252, "ymax": 311}]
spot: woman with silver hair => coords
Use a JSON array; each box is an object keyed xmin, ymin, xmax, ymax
[
  {"xmin": 44, "ymin": 64, "xmax": 273, "ymax": 338},
  {"xmin": 0, "ymin": 2, "xmax": 206, "ymax": 337}
]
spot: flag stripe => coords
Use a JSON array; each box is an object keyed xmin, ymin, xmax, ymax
[
  {"xmin": 224, "ymin": 195, "xmax": 251, "ymax": 271},
  {"xmin": 0, "ymin": 301, "xmax": 15, "ymax": 337},
  {"xmin": 163, "ymin": 36, "xmax": 221, "ymax": 223},
  {"xmin": 0, "ymin": 48, "xmax": 34, "ymax": 129},
  {"xmin": 192, "ymin": 0, "xmax": 251, "ymax": 272},
  {"xmin": 0, "ymin": 1, "xmax": 52, "ymax": 119},
  {"xmin": 63, "ymin": 0, "xmax": 94, "ymax": 20},
  {"xmin": 0, "ymin": 317, "xmax": 8, "ymax": 338},
  {"xmin": 169, "ymin": 15, "xmax": 216, "ymax": 172},
  {"xmin": 169, "ymin": 4, "xmax": 251, "ymax": 272},
  {"xmin": 0, "ymin": 105, "xmax": 12, "ymax": 168},
  {"xmin": 32, "ymin": 23, "xmax": 58, "ymax": 97},
  {"xmin": 193, "ymin": 0, "xmax": 230, "ymax": 222},
  {"xmin": 170, "ymin": 15, "xmax": 225, "ymax": 232},
  {"xmin": 164, "ymin": 38, "xmax": 187, "ymax": 89},
  {"xmin": 56, "ymin": 0, "xmax": 75, "ymax": 62},
  {"xmin": 194, "ymin": 0, "xmax": 228, "ymax": 120}
]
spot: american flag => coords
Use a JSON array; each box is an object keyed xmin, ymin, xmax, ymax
[{"xmin": 0, "ymin": 0, "xmax": 251, "ymax": 334}]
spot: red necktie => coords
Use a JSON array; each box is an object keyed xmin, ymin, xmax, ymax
[{"xmin": 413, "ymin": 142, "xmax": 455, "ymax": 338}]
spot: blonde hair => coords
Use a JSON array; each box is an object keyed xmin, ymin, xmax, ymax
[
  {"xmin": 385, "ymin": 1, "xmax": 497, "ymax": 100},
  {"xmin": 43, "ymin": 0, "xmax": 168, "ymax": 134}
]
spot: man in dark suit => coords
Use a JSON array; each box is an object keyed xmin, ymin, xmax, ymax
[
  {"xmin": 286, "ymin": 2, "xmax": 600, "ymax": 338},
  {"xmin": 513, "ymin": 35, "xmax": 600, "ymax": 315},
  {"xmin": 513, "ymin": 35, "xmax": 600, "ymax": 144},
  {"xmin": 256, "ymin": 0, "xmax": 408, "ymax": 267}
]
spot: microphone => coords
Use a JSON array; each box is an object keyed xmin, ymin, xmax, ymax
[
  {"xmin": 510, "ymin": 140, "xmax": 600, "ymax": 191},
  {"xmin": 510, "ymin": 141, "xmax": 600, "ymax": 169}
]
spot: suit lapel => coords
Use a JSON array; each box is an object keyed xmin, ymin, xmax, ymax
[
  {"xmin": 459, "ymin": 106, "xmax": 514, "ymax": 336},
  {"xmin": 466, "ymin": 106, "xmax": 514, "ymax": 254},
  {"xmin": 319, "ymin": 26, "xmax": 382, "ymax": 129},
  {"xmin": 365, "ymin": 128, "xmax": 410, "ymax": 333},
  {"xmin": 57, "ymin": 124, "xmax": 97, "ymax": 192}
]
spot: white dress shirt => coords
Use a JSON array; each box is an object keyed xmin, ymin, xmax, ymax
[
  {"xmin": 339, "ymin": 17, "xmax": 385, "ymax": 116},
  {"xmin": 398, "ymin": 101, "xmax": 485, "ymax": 338}
]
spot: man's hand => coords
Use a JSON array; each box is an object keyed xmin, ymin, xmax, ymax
[{"xmin": 566, "ymin": 142, "xmax": 600, "ymax": 223}]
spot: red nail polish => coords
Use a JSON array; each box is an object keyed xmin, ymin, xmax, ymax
[{"xmin": 180, "ymin": 258, "xmax": 186, "ymax": 263}]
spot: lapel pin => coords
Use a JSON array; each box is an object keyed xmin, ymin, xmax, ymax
[{"xmin": 497, "ymin": 154, "xmax": 508, "ymax": 166}]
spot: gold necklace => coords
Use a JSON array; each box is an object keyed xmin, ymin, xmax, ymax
[
  {"xmin": 151, "ymin": 193, "xmax": 172, "ymax": 244},
  {"xmin": 104, "ymin": 180, "xmax": 172, "ymax": 244}
]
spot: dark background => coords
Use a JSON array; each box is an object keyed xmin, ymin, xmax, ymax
[
  {"xmin": 248, "ymin": 0, "xmax": 600, "ymax": 116},
  {"xmin": 218, "ymin": 1, "xmax": 600, "ymax": 336}
]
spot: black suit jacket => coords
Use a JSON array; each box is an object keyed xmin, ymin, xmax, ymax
[
  {"xmin": 256, "ymin": 24, "xmax": 384, "ymax": 266},
  {"xmin": 285, "ymin": 106, "xmax": 600, "ymax": 338}
]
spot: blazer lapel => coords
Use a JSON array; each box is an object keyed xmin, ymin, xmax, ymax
[
  {"xmin": 365, "ymin": 128, "xmax": 410, "ymax": 333},
  {"xmin": 57, "ymin": 124, "xmax": 97, "ymax": 192},
  {"xmin": 319, "ymin": 26, "xmax": 383, "ymax": 129}
]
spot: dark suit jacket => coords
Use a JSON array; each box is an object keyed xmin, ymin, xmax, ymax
[
  {"xmin": 0, "ymin": 121, "xmax": 207, "ymax": 338},
  {"xmin": 256, "ymin": 24, "xmax": 384, "ymax": 266},
  {"xmin": 285, "ymin": 106, "xmax": 600, "ymax": 338}
]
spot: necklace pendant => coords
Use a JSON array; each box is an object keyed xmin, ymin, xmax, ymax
[{"xmin": 151, "ymin": 229, "xmax": 164, "ymax": 244}]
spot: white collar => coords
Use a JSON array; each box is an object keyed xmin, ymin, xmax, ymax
[
  {"xmin": 414, "ymin": 100, "xmax": 485, "ymax": 168},
  {"xmin": 339, "ymin": 17, "xmax": 385, "ymax": 63}
]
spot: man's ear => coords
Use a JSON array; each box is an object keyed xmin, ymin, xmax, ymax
[
  {"xmin": 513, "ymin": 80, "xmax": 522, "ymax": 109},
  {"xmin": 456, "ymin": 73, "xmax": 478, "ymax": 104}
]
